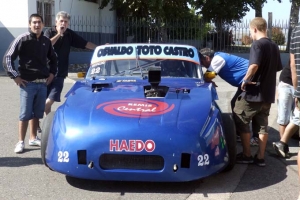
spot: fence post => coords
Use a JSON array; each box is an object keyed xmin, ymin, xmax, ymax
[{"xmin": 268, "ymin": 12, "xmax": 272, "ymax": 39}]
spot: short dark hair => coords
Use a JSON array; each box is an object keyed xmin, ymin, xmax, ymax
[
  {"xmin": 200, "ymin": 48, "xmax": 215, "ymax": 59},
  {"xmin": 29, "ymin": 13, "xmax": 44, "ymax": 24},
  {"xmin": 198, "ymin": 52, "xmax": 205, "ymax": 60}
]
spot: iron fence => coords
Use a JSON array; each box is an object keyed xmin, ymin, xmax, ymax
[{"xmin": 68, "ymin": 16, "xmax": 291, "ymax": 53}]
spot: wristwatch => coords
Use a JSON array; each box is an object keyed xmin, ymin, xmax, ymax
[{"xmin": 243, "ymin": 80, "xmax": 250, "ymax": 83}]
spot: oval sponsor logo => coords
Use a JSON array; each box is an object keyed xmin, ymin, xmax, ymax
[{"xmin": 96, "ymin": 99, "xmax": 175, "ymax": 118}]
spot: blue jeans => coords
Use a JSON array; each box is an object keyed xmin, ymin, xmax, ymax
[
  {"xmin": 19, "ymin": 82, "xmax": 47, "ymax": 121},
  {"xmin": 47, "ymin": 77, "xmax": 65, "ymax": 102}
]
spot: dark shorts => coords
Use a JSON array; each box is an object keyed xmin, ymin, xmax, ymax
[
  {"xmin": 233, "ymin": 97, "xmax": 271, "ymax": 134},
  {"xmin": 47, "ymin": 77, "xmax": 65, "ymax": 102}
]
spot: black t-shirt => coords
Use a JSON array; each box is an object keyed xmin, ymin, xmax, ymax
[
  {"xmin": 279, "ymin": 64, "xmax": 292, "ymax": 86},
  {"xmin": 249, "ymin": 38, "xmax": 282, "ymax": 103},
  {"xmin": 44, "ymin": 27, "xmax": 87, "ymax": 77}
]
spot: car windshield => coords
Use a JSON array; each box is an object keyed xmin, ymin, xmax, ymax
[{"xmin": 87, "ymin": 59, "xmax": 202, "ymax": 79}]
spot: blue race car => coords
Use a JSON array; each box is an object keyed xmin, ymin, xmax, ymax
[{"xmin": 41, "ymin": 43, "xmax": 236, "ymax": 182}]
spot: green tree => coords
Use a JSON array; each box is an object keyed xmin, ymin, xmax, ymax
[
  {"xmin": 242, "ymin": 35, "xmax": 252, "ymax": 45},
  {"xmin": 99, "ymin": 0, "xmax": 207, "ymax": 43},
  {"xmin": 99, "ymin": 0, "xmax": 194, "ymax": 19},
  {"xmin": 192, "ymin": 0, "xmax": 252, "ymax": 50},
  {"xmin": 272, "ymin": 27, "xmax": 285, "ymax": 45},
  {"xmin": 247, "ymin": 0, "xmax": 266, "ymax": 18},
  {"xmin": 193, "ymin": 0, "xmax": 250, "ymax": 25}
]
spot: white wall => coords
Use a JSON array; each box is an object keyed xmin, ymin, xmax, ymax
[
  {"xmin": 54, "ymin": 0, "xmax": 116, "ymax": 33},
  {"xmin": 0, "ymin": 0, "xmax": 35, "ymax": 29}
]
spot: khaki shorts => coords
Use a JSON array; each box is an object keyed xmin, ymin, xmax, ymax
[{"xmin": 233, "ymin": 97, "xmax": 271, "ymax": 134}]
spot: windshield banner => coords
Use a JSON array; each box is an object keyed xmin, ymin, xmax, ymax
[{"xmin": 91, "ymin": 44, "xmax": 200, "ymax": 65}]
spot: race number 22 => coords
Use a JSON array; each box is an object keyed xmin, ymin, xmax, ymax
[
  {"xmin": 197, "ymin": 154, "xmax": 209, "ymax": 166},
  {"xmin": 58, "ymin": 151, "xmax": 69, "ymax": 162}
]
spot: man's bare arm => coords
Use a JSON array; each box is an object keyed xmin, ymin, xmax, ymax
[
  {"xmin": 85, "ymin": 42, "xmax": 97, "ymax": 50},
  {"xmin": 50, "ymin": 27, "xmax": 65, "ymax": 46},
  {"xmin": 291, "ymin": 53, "xmax": 297, "ymax": 90},
  {"xmin": 50, "ymin": 34, "xmax": 61, "ymax": 46},
  {"xmin": 241, "ymin": 64, "xmax": 258, "ymax": 91}
]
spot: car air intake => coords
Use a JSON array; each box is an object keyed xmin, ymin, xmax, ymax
[
  {"xmin": 92, "ymin": 83, "xmax": 111, "ymax": 92},
  {"xmin": 181, "ymin": 153, "xmax": 191, "ymax": 168},
  {"xmin": 99, "ymin": 154, "xmax": 164, "ymax": 170},
  {"xmin": 77, "ymin": 150, "xmax": 87, "ymax": 164}
]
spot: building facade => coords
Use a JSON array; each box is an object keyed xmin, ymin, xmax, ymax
[{"xmin": 0, "ymin": 0, "xmax": 115, "ymax": 73}]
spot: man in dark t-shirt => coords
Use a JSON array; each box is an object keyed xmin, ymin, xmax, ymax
[
  {"xmin": 234, "ymin": 17, "xmax": 282, "ymax": 167},
  {"xmin": 43, "ymin": 11, "xmax": 97, "ymax": 116}
]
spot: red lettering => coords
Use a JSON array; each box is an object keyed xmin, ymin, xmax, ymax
[
  {"xmin": 135, "ymin": 140, "xmax": 145, "ymax": 152},
  {"xmin": 145, "ymin": 140, "xmax": 155, "ymax": 152},
  {"xmin": 129, "ymin": 140, "xmax": 135, "ymax": 151},
  {"xmin": 109, "ymin": 139, "xmax": 155, "ymax": 152},
  {"xmin": 110, "ymin": 140, "xmax": 119, "ymax": 151},
  {"xmin": 119, "ymin": 140, "xmax": 129, "ymax": 151}
]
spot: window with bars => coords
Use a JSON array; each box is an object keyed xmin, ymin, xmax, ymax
[{"xmin": 37, "ymin": 1, "xmax": 53, "ymax": 27}]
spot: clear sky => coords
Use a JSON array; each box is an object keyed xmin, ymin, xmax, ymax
[{"xmin": 243, "ymin": 1, "xmax": 292, "ymax": 22}]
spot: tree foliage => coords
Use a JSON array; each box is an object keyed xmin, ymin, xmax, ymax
[
  {"xmin": 247, "ymin": 0, "xmax": 267, "ymax": 17},
  {"xmin": 272, "ymin": 27, "xmax": 285, "ymax": 45},
  {"xmin": 242, "ymin": 35, "xmax": 252, "ymax": 45},
  {"xmin": 99, "ymin": 0, "xmax": 194, "ymax": 19},
  {"xmin": 99, "ymin": 0, "xmax": 208, "ymax": 43},
  {"xmin": 192, "ymin": 0, "xmax": 251, "ymax": 25},
  {"xmin": 98, "ymin": 0, "xmax": 299, "ymax": 50}
]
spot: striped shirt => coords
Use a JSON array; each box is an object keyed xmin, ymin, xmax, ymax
[{"xmin": 290, "ymin": 24, "xmax": 300, "ymax": 97}]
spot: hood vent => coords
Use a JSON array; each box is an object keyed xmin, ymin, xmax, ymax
[
  {"xmin": 92, "ymin": 83, "xmax": 111, "ymax": 92},
  {"xmin": 144, "ymin": 85, "xmax": 169, "ymax": 97}
]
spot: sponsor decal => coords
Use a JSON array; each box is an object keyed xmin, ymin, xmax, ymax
[
  {"xmin": 110, "ymin": 139, "xmax": 155, "ymax": 152},
  {"xmin": 97, "ymin": 45, "xmax": 195, "ymax": 58},
  {"xmin": 90, "ymin": 66, "xmax": 101, "ymax": 75},
  {"xmin": 116, "ymin": 80, "xmax": 137, "ymax": 82},
  {"xmin": 111, "ymin": 85, "xmax": 138, "ymax": 92},
  {"xmin": 96, "ymin": 99, "xmax": 175, "ymax": 118}
]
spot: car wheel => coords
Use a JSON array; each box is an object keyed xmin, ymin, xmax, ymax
[
  {"xmin": 221, "ymin": 113, "xmax": 236, "ymax": 172},
  {"xmin": 41, "ymin": 111, "xmax": 55, "ymax": 167}
]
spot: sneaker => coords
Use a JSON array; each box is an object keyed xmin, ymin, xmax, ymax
[
  {"xmin": 14, "ymin": 141, "xmax": 25, "ymax": 153},
  {"xmin": 254, "ymin": 154, "xmax": 266, "ymax": 167},
  {"xmin": 236, "ymin": 152, "xmax": 254, "ymax": 164},
  {"xmin": 37, "ymin": 121, "xmax": 42, "ymax": 133},
  {"xmin": 272, "ymin": 141, "xmax": 289, "ymax": 158},
  {"xmin": 236, "ymin": 135, "xmax": 241, "ymax": 142},
  {"xmin": 250, "ymin": 137, "xmax": 259, "ymax": 146},
  {"xmin": 29, "ymin": 136, "xmax": 41, "ymax": 146}
]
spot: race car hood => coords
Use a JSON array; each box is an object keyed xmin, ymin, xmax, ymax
[{"xmin": 57, "ymin": 79, "xmax": 214, "ymax": 136}]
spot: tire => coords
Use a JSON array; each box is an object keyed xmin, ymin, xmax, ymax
[
  {"xmin": 41, "ymin": 111, "xmax": 55, "ymax": 167},
  {"xmin": 221, "ymin": 113, "xmax": 236, "ymax": 172}
]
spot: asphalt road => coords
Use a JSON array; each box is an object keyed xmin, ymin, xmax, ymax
[{"xmin": 0, "ymin": 73, "xmax": 299, "ymax": 200}]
